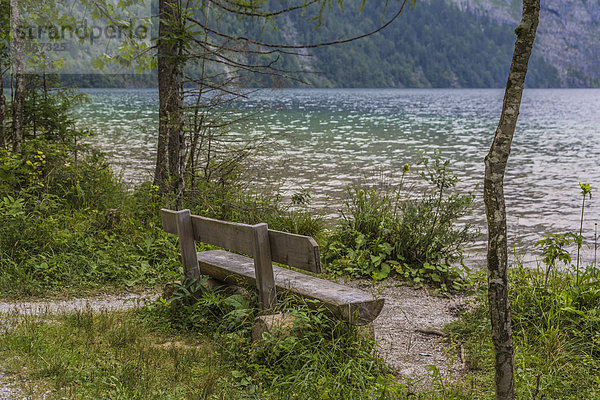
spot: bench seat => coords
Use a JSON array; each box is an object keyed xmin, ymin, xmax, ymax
[{"xmin": 197, "ymin": 249, "xmax": 384, "ymax": 325}]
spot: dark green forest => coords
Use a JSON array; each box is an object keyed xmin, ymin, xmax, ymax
[{"xmin": 239, "ymin": 0, "xmax": 560, "ymax": 88}]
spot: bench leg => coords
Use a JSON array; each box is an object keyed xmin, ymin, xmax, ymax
[
  {"xmin": 252, "ymin": 223, "xmax": 277, "ymax": 311},
  {"xmin": 175, "ymin": 209, "xmax": 200, "ymax": 279}
]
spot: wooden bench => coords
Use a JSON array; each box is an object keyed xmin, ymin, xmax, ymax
[{"xmin": 161, "ymin": 209, "xmax": 384, "ymax": 325}]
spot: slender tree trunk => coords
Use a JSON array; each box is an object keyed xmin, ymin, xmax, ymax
[
  {"xmin": 9, "ymin": 0, "xmax": 24, "ymax": 152},
  {"xmin": 0, "ymin": 68, "xmax": 6, "ymax": 149},
  {"xmin": 0, "ymin": 0, "xmax": 4, "ymax": 149},
  {"xmin": 483, "ymin": 1, "xmax": 540, "ymax": 399},
  {"xmin": 154, "ymin": 0, "xmax": 183, "ymax": 195},
  {"xmin": 0, "ymin": 0, "xmax": 5, "ymax": 149}
]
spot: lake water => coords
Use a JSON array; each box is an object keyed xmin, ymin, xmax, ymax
[{"xmin": 73, "ymin": 88, "xmax": 600, "ymax": 267}]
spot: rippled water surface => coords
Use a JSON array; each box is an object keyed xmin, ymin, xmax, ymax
[{"xmin": 73, "ymin": 88, "xmax": 600, "ymax": 265}]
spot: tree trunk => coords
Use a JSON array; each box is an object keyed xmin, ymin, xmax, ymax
[
  {"xmin": 0, "ymin": 65, "xmax": 5, "ymax": 149},
  {"xmin": 154, "ymin": 0, "xmax": 183, "ymax": 196},
  {"xmin": 483, "ymin": 1, "xmax": 540, "ymax": 399},
  {"xmin": 9, "ymin": 0, "xmax": 24, "ymax": 152}
]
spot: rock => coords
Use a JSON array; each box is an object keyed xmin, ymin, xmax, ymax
[{"xmin": 251, "ymin": 313, "xmax": 297, "ymax": 343}]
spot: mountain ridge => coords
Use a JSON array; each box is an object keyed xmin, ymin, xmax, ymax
[{"xmin": 450, "ymin": 0, "xmax": 600, "ymax": 87}]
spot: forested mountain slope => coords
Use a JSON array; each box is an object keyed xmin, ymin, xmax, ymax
[
  {"xmin": 451, "ymin": 0, "xmax": 600, "ymax": 87},
  {"xmin": 36, "ymin": 0, "xmax": 598, "ymax": 88},
  {"xmin": 238, "ymin": 0, "xmax": 598, "ymax": 88}
]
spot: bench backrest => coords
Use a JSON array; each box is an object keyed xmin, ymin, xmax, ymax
[{"xmin": 161, "ymin": 209, "xmax": 322, "ymax": 274}]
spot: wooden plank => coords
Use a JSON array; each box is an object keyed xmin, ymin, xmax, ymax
[
  {"xmin": 161, "ymin": 209, "xmax": 179, "ymax": 234},
  {"xmin": 195, "ymin": 250, "xmax": 384, "ymax": 325},
  {"xmin": 191, "ymin": 214, "xmax": 254, "ymax": 255},
  {"xmin": 162, "ymin": 209, "xmax": 254, "ymax": 254},
  {"xmin": 163, "ymin": 209, "xmax": 322, "ymax": 273},
  {"xmin": 175, "ymin": 210, "xmax": 200, "ymax": 278},
  {"xmin": 268, "ymin": 230, "xmax": 322, "ymax": 273},
  {"xmin": 252, "ymin": 223, "xmax": 277, "ymax": 311}
]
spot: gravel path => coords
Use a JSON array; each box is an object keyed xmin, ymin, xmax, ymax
[
  {"xmin": 347, "ymin": 281, "xmax": 470, "ymax": 385},
  {"xmin": 0, "ymin": 292, "xmax": 160, "ymax": 316},
  {"xmin": 0, "ymin": 371, "xmax": 25, "ymax": 400},
  {"xmin": 376, "ymin": 286, "xmax": 468, "ymax": 381}
]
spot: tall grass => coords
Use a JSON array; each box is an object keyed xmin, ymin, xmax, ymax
[
  {"xmin": 143, "ymin": 277, "xmax": 406, "ymax": 399},
  {"xmin": 0, "ymin": 309, "xmax": 239, "ymax": 399},
  {"xmin": 447, "ymin": 264, "xmax": 600, "ymax": 399}
]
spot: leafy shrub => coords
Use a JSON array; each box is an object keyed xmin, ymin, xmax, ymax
[
  {"xmin": 447, "ymin": 264, "xmax": 600, "ymax": 399},
  {"xmin": 0, "ymin": 139, "xmax": 181, "ymax": 296},
  {"xmin": 324, "ymin": 152, "xmax": 476, "ymax": 289},
  {"xmin": 0, "ymin": 139, "xmax": 120, "ymax": 210},
  {"xmin": 153, "ymin": 277, "xmax": 256, "ymax": 334},
  {"xmin": 147, "ymin": 277, "xmax": 403, "ymax": 399}
]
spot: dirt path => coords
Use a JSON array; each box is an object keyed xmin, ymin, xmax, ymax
[
  {"xmin": 0, "ymin": 291, "xmax": 159, "ymax": 317},
  {"xmin": 367, "ymin": 283, "xmax": 469, "ymax": 384}
]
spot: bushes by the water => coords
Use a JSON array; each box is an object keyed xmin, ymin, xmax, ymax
[
  {"xmin": 182, "ymin": 164, "xmax": 324, "ymax": 239},
  {"xmin": 323, "ymin": 153, "xmax": 477, "ymax": 289},
  {"xmin": 0, "ymin": 136, "xmax": 322, "ymax": 296}
]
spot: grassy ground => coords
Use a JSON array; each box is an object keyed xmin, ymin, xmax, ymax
[
  {"xmin": 1, "ymin": 309, "xmax": 242, "ymax": 399},
  {"xmin": 0, "ymin": 296, "xmax": 404, "ymax": 399},
  {"xmin": 3, "ymin": 265, "xmax": 600, "ymax": 399},
  {"xmin": 446, "ymin": 265, "xmax": 600, "ymax": 399}
]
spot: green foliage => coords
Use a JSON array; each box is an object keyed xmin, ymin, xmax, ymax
[
  {"xmin": 0, "ymin": 141, "xmax": 179, "ymax": 296},
  {"xmin": 580, "ymin": 182, "xmax": 592, "ymax": 198},
  {"xmin": 22, "ymin": 75, "xmax": 90, "ymax": 144},
  {"xmin": 183, "ymin": 161, "xmax": 324, "ymax": 238},
  {"xmin": 145, "ymin": 277, "xmax": 408, "ymax": 399},
  {"xmin": 0, "ymin": 80, "xmax": 185, "ymax": 296},
  {"xmin": 576, "ymin": 182, "xmax": 592, "ymax": 282},
  {"xmin": 155, "ymin": 277, "xmax": 256, "ymax": 334},
  {"xmin": 536, "ymin": 233, "xmax": 576, "ymax": 270},
  {"xmin": 447, "ymin": 264, "xmax": 600, "ymax": 399},
  {"xmin": 0, "ymin": 163, "xmax": 181, "ymax": 296},
  {"xmin": 324, "ymin": 152, "xmax": 476, "ymax": 289},
  {"xmin": 0, "ymin": 309, "xmax": 241, "ymax": 399},
  {"xmin": 536, "ymin": 232, "xmax": 578, "ymax": 288}
]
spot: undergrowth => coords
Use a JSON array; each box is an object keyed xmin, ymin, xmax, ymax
[
  {"xmin": 447, "ymin": 264, "xmax": 600, "ymax": 399},
  {"xmin": 324, "ymin": 153, "xmax": 476, "ymax": 290},
  {"xmin": 0, "ymin": 140, "xmax": 183, "ymax": 297},
  {"xmin": 142, "ymin": 277, "xmax": 405, "ymax": 399}
]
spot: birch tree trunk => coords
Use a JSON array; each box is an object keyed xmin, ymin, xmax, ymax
[
  {"xmin": 154, "ymin": 0, "xmax": 183, "ymax": 196},
  {"xmin": 10, "ymin": 0, "xmax": 24, "ymax": 152},
  {"xmin": 0, "ymin": 65, "xmax": 5, "ymax": 149},
  {"xmin": 483, "ymin": 1, "xmax": 540, "ymax": 399}
]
